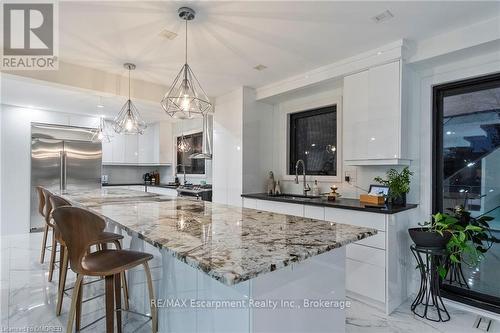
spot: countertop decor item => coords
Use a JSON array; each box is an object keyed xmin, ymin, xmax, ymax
[
  {"xmin": 267, "ymin": 171, "xmax": 275, "ymax": 195},
  {"xmin": 374, "ymin": 166, "xmax": 413, "ymax": 206},
  {"xmin": 113, "ymin": 63, "xmax": 147, "ymax": 135},
  {"xmin": 274, "ymin": 180, "xmax": 281, "ymax": 195},
  {"xmin": 327, "ymin": 185, "xmax": 340, "ymax": 201},
  {"xmin": 359, "ymin": 194, "xmax": 385, "ymax": 205},
  {"xmin": 161, "ymin": 7, "xmax": 212, "ymax": 119}
]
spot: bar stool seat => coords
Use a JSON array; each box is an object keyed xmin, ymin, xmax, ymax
[{"xmin": 82, "ymin": 249, "xmax": 153, "ymax": 276}]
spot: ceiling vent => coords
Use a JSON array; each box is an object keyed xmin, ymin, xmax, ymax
[
  {"xmin": 253, "ymin": 64, "xmax": 267, "ymax": 71},
  {"xmin": 159, "ymin": 29, "xmax": 178, "ymax": 40},
  {"xmin": 372, "ymin": 10, "xmax": 394, "ymax": 23}
]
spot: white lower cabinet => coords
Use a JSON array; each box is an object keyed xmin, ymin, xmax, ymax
[
  {"xmin": 304, "ymin": 205, "xmax": 325, "ymax": 220},
  {"xmin": 346, "ymin": 259, "xmax": 386, "ymax": 303},
  {"xmin": 128, "ymin": 185, "xmax": 145, "ymax": 192},
  {"xmin": 255, "ymin": 200, "xmax": 304, "ymax": 217},
  {"xmin": 147, "ymin": 186, "xmax": 177, "ymax": 196},
  {"xmin": 242, "ymin": 197, "xmax": 413, "ymax": 314}
]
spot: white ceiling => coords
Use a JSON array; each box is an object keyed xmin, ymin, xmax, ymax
[
  {"xmin": 58, "ymin": 1, "xmax": 500, "ymax": 97},
  {"xmin": 2, "ymin": 1, "xmax": 499, "ymax": 122},
  {"xmin": 1, "ymin": 75, "xmax": 172, "ymax": 123}
]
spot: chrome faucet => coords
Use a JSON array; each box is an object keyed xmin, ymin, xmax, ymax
[
  {"xmin": 295, "ymin": 159, "xmax": 311, "ymax": 196},
  {"xmin": 177, "ymin": 164, "xmax": 187, "ymax": 185}
]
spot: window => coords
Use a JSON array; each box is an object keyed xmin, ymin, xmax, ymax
[
  {"xmin": 289, "ymin": 105, "xmax": 337, "ymax": 176},
  {"xmin": 177, "ymin": 132, "xmax": 205, "ymax": 174},
  {"xmin": 433, "ymin": 73, "xmax": 500, "ymax": 311}
]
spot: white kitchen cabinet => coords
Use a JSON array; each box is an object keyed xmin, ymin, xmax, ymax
[
  {"xmin": 128, "ymin": 185, "xmax": 145, "ymax": 192},
  {"xmin": 303, "ymin": 205, "xmax": 325, "ymax": 220},
  {"xmin": 255, "ymin": 200, "xmax": 304, "ymax": 217},
  {"xmin": 244, "ymin": 197, "xmax": 414, "ymax": 314},
  {"xmin": 125, "ymin": 135, "xmax": 139, "ymax": 164},
  {"xmin": 147, "ymin": 186, "xmax": 177, "ymax": 196},
  {"xmin": 138, "ymin": 125, "xmax": 155, "ymax": 164},
  {"xmin": 102, "ymin": 138, "xmax": 113, "ymax": 164},
  {"xmin": 111, "ymin": 133, "xmax": 126, "ymax": 163},
  {"xmin": 242, "ymin": 198, "xmax": 258, "ymax": 209},
  {"xmin": 343, "ymin": 60, "xmax": 410, "ymax": 165},
  {"xmin": 102, "ymin": 121, "xmax": 173, "ymax": 165}
]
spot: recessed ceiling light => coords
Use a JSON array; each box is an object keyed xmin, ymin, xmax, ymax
[
  {"xmin": 159, "ymin": 29, "xmax": 178, "ymax": 40},
  {"xmin": 253, "ymin": 64, "xmax": 267, "ymax": 71},
  {"xmin": 97, "ymin": 104, "xmax": 104, "ymax": 108},
  {"xmin": 372, "ymin": 10, "xmax": 394, "ymax": 23}
]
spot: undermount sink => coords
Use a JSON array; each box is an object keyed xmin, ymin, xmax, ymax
[{"xmin": 274, "ymin": 193, "xmax": 321, "ymax": 200}]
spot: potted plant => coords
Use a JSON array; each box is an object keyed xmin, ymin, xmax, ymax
[
  {"xmin": 442, "ymin": 206, "xmax": 499, "ymax": 285},
  {"xmin": 374, "ymin": 167, "xmax": 413, "ymax": 206},
  {"xmin": 410, "ymin": 209, "xmax": 497, "ymax": 279}
]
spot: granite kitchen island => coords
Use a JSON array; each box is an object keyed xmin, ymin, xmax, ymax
[{"xmin": 60, "ymin": 188, "xmax": 377, "ymax": 333}]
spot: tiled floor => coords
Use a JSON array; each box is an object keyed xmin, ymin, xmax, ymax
[{"xmin": 1, "ymin": 232, "xmax": 499, "ymax": 332}]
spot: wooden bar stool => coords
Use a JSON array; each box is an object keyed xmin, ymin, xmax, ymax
[
  {"xmin": 53, "ymin": 206, "xmax": 157, "ymax": 333},
  {"xmin": 48, "ymin": 195, "xmax": 129, "ymax": 316},
  {"xmin": 36, "ymin": 186, "xmax": 50, "ymax": 263}
]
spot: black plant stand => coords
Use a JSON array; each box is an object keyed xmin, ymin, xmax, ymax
[{"xmin": 410, "ymin": 245, "xmax": 450, "ymax": 322}]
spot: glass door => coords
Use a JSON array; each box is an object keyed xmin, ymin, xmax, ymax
[{"xmin": 433, "ymin": 73, "xmax": 500, "ymax": 312}]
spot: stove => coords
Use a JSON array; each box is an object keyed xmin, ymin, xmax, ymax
[{"xmin": 176, "ymin": 184, "xmax": 212, "ymax": 201}]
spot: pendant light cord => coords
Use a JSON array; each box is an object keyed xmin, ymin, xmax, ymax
[
  {"xmin": 185, "ymin": 19, "xmax": 188, "ymax": 65},
  {"xmin": 128, "ymin": 67, "xmax": 131, "ymax": 100}
]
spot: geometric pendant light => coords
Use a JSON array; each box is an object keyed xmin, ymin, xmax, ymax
[
  {"xmin": 161, "ymin": 7, "xmax": 212, "ymax": 119},
  {"xmin": 113, "ymin": 63, "xmax": 147, "ymax": 135},
  {"xmin": 92, "ymin": 116, "xmax": 113, "ymax": 143},
  {"xmin": 177, "ymin": 120, "xmax": 192, "ymax": 152}
]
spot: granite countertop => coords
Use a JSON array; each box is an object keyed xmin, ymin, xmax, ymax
[
  {"xmin": 59, "ymin": 188, "xmax": 377, "ymax": 286},
  {"xmin": 241, "ymin": 193, "xmax": 418, "ymax": 214},
  {"xmin": 102, "ymin": 183, "xmax": 179, "ymax": 189}
]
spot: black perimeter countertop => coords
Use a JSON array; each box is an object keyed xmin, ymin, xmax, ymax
[
  {"xmin": 102, "ymin": 183, "xmax": 179, "ymax": 189},
  {"xmin": 241, "ymin": 193, "xmax": 417, "ymax": 214}
]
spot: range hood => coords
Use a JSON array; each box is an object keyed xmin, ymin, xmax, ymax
[{"xmin": 190, "ymin": 114, "xmax": 213, "ymax": 160}]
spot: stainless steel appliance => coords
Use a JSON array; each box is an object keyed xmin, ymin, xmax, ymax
[
  {"xmin": 177, "ymin": 184, "xmax": 212, "ymax": 201},
  {"xmin": 30, "ymin": 123, "xmax": 102, "ymax": 231}
]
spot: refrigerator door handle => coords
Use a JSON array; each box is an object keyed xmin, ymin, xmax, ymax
[
  {"xmin": 59, "ymin": 151, "xmax": 64, "ymax": 191},
  {"xmin": 63, "ymin": 151, "xmax": 67, "ymax": 191}
]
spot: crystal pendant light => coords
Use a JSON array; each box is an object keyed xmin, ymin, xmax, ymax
[
  {"xmin": 114, "ymin": 63, "xmax": 147, "ymax": 135},
  {"xmin": 92, "ymin": 116, "xmax": 113, "ymax": 143},
  {"xmin": 161, "ymin": 7, "xmax": 212, "ymax": 119},
  {"xmin": 177, "ymin": 120, "xmax": 192, "ymax": 152}
]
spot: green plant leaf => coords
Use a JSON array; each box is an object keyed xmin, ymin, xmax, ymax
[{"xmin": 437, "ymin": 266, "xmax": 447, "ymax": 279}]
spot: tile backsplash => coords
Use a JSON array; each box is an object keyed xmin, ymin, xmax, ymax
[{"xmin": 102, "ymin": 165, "xmax": 172, "ymax": 184}]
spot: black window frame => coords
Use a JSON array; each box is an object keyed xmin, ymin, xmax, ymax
[
  {"xmin": 432, "ymin": 71, "xmax": 500, "ymax": 314},
  {"xmin": 288, "ymin": 105, "xmax": 337, "ymax": 176}
]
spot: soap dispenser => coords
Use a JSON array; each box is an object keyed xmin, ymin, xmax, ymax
[{"xmin": 312, "ymin": 180, "xmax": 320, "ymax": 196}]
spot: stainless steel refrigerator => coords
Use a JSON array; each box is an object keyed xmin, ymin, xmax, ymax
[{"xmin": 30, "ymin": 123, "xmax": 102, "ymax": 231}]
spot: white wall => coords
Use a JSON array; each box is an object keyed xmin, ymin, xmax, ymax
[
  {"xmin": 267, "ymin": 80, "xmax": 421, "ymax": 203},
  {"xmin": 410, "ymin": 46, "xmax": 500, "ymax": 227},
  {"xmin": 242, "ymin": 87, "xmax": 274, "ymax": 194},
  {"xmin": 212, "ymin": 88, "xmax": 244, "ymax": 206},
  {"xmin": 0, "ymin": 104, "xmax": 99, "ymax": 235}
]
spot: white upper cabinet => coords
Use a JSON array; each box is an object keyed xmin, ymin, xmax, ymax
[
  {"xmin": 102, "ymin": 121, "xmax": 173, "ymax": 165},
  {"xmin": 343, "ymin": 60, "xmax": 410, "ymax": 165}
]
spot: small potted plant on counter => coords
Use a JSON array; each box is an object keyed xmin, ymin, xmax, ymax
[{"xmin": 374, "ymin": 167, "xmax": 413, "ymax": 206}]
